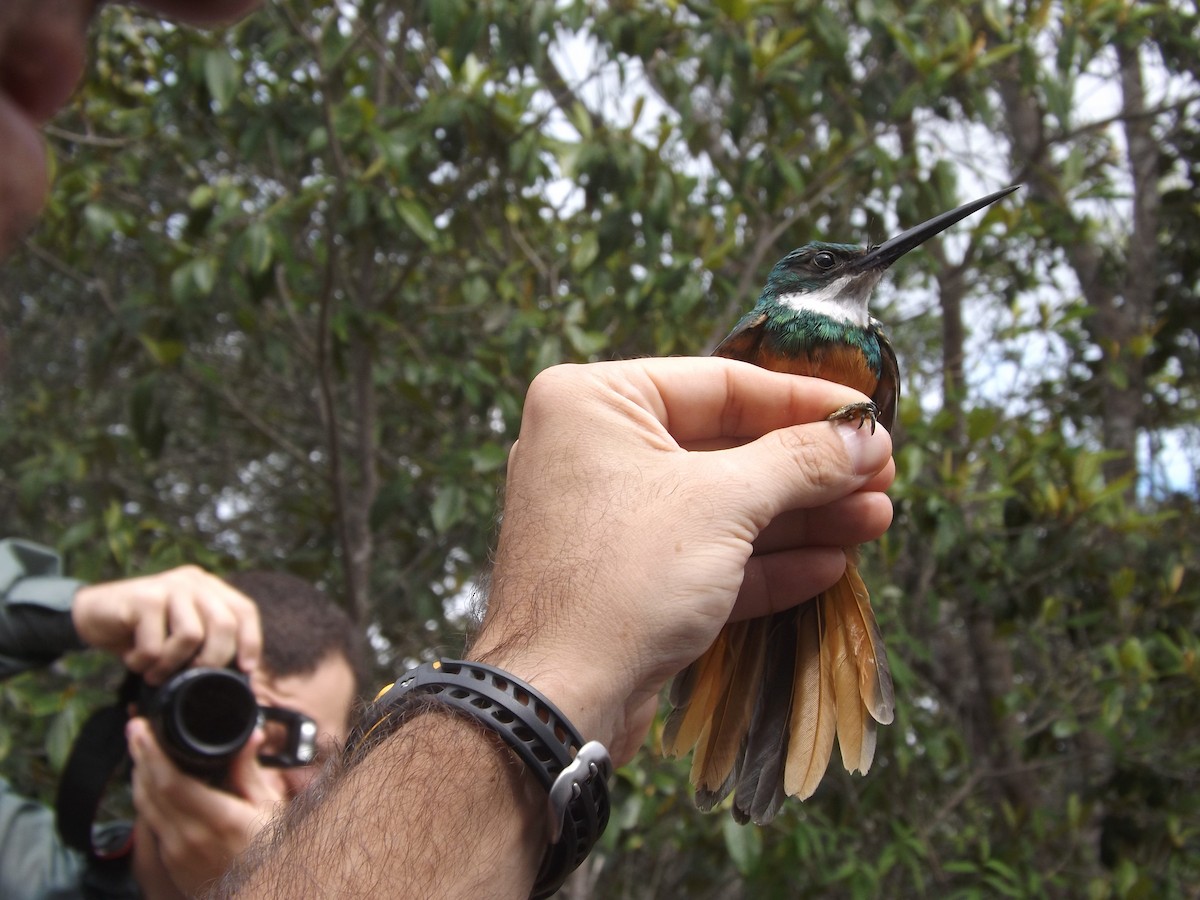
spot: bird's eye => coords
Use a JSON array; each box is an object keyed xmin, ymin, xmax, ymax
[{"xmin": 813, "ymin": 251, "xmax": 836, "ymax": 270}]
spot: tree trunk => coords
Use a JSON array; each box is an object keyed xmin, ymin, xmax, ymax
[
  {"xmin": 995, "ymin": 46, "xmax": 1156, "ymax": 493},
  {"xmin": 1106, "ymin": 39, "xmax": 1159, "ymax": 489},
  {"xmin": 938, "ymin": 263, "xmax": 968, "ymax": 451}
]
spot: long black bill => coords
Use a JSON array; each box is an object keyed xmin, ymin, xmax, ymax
[{"xmin": 855, "ymin": 185, "xmax": 1020, "ymax": 271}]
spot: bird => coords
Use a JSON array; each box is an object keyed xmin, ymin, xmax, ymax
[{"xmin": 663, "ymin": 185, "xmax": 1019, "ymax": 825}]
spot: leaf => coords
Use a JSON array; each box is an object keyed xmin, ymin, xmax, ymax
[
  {"xmin": 431, "ymin": 484, "xmax": 467, "ymax": 534},
  {"xmin": 771, "ymin": 148, "xmax": 807, "ymax": 196},
  {"xmin": 130, "ymin": 376, "xmax": 169, "ymax": 456},
  {"xmin": 571, "ymin": 231, "xmax": 599, "ymax": 271},
  {"xmin": 721, "ymin": 815, "xmax": 762, "ymax": 876},
  {"xmin": 469, "ymin": 444, "xmax": 509, "ymax": 474},
  {"xmin": 462, "ymin": 275, "xmax": 490, "ymax": 306},
  {"xmin": 1118, "ymin": 637, "xmax": 1152, "ymax": 678},
  {"xmin": 1109, "ymin": 567, "xmax": 1136, "ymax": 601},
  {"xmin": 170, "ymin": 264, "xmax": 192, "ymax": 303},
  {"xmin": 428, "ymin": 0, "xmax": 461, "ymax": 46},
  {"xmin": 188, "ymin": 184, "xmax": 215, "ymax": 209},
  {"xmin": 83, "ymin": 204, "xmax": 118, "ymax": 241},
  {"xmin": 204, "ymin": 48, "xmax": 241, "ymax": 110},
  {"xmin": 977, "ymin": 43, "xmax": 1019, "ymax": 70},
  {"xmin": 1050, "ymin": 717, "xmax": 1078, "ymax": 738},
  {"xmin": 565, "ymin": 324, "xmax": 608, "ymax": 357},
  {"xmin": 396, "ymin": 198, "xmax": 439, "ymax": 245},
  {"xmin": 137, "ymin": 334, "xmax": 185, "ymax": 367},
  {"xmin": 192, "ymin": 257, "xmax": 216, "ymax": 295},
  {"xmin": 46, "ymin": 700, "xmax": 84, "ymax": 772},
  {"xmin": 243, "ymin": 222, "xmax": 274, "ymax": 275},
  {"xmin": 533, "ymin": 336, "xmax": 563, "ymax": 374}
]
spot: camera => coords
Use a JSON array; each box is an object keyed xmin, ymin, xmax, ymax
[
  {"xmin": 139, "ymin": 667, "xmax": 319, "ymax": 778},
  {"xmin": 55, "ymin": 665, "xmax": 321, "ymax": 856}
]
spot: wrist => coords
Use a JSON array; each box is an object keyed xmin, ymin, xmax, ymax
[
  {"xmin": 351, "ymin": 659, "xmax": 613, "ymax": 898},
  {"xmin": 69, "ymin": 584, "xmax": 94, "ymax": 646},
  {"xmin": 70, "ymin": 583, "xmax": 117, "ymax": 650},
  {"xmin": 465, "ymin": 639, "xmax": 625, "ymax": 752}
]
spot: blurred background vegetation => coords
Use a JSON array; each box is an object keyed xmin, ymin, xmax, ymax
[{"xmin": 1, "ymin": 0, "xmax": 1197, "ymax": 897}]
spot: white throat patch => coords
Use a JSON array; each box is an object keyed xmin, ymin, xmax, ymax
[{"xmin": 775, "ymin": 274, "xmax": 877, "ymax": 327}]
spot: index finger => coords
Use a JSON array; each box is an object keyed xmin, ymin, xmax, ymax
[
  {"xmin": 588, "ymin": 357, "xmax": 876, "ymax": 443},
  {"xmin": 212, "ymin": 579, "xmax": 262, "ymax": 675}
]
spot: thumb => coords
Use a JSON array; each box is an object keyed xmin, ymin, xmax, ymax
[
  {"xmin": 701, "ymin": 417, "xmax": 892, "ymax": 524},
  {"xmin": 227, "ymin": 730, "xmax": 284, "ymax": 806}
]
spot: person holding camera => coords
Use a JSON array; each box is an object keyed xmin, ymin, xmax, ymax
[{"xmin": 0, "ymin": 540, "xmax": 365, "ymax": 900}]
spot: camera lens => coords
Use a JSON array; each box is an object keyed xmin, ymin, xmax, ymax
[
  {"xmin": 145, "ymin": 668, "xmax": 259, "ymax": 776},
  {"xmin": 172, "ymin": 671, "xmax": 258, "ymax": 752}
]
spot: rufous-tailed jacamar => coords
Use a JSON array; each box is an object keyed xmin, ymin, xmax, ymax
[{"xmin": 663, "ymin": 186, "xmax": 1019, "ymax": 825}]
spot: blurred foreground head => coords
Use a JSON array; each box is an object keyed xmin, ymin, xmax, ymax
[{"xmin": 0, "ymin": 0, "xmax": 259, "ymax": 256}]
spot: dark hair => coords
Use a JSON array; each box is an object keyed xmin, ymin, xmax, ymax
[{"xmin": 224, "ymin": 571, "xmax": 367, "ymax": 699}]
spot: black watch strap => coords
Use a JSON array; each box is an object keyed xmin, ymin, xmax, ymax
[{"xmin": 349, "ymin": 658, "xmax": 613, "ymax": 898}]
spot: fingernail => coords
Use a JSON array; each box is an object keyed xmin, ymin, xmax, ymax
[{"xmin": 835, "ymin": 419, "xmax": 889, "ymax": 475}]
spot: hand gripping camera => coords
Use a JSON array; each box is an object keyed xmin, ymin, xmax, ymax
[{"xmin": 55, "ymin": 666, "xmax": 321, "ymax": 856}]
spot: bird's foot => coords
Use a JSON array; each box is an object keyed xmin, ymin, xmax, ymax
[{"xmin": 827, "ymin": 401, "xmax": 880, "ymax": 434}]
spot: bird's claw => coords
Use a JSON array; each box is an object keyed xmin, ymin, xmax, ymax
[{"xmin": 827, "ymin": 401, "xmax": 880, "ymax": 434}]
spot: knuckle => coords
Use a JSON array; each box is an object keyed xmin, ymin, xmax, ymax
[
  {"xmin": 527, "ymin": 363, "xmax": 577, "ymax": 395},
  {"xmin": 169, "ymin": 564, "xmax": 204, "ymax": 580},
  {"xmin": 171, "ymin": 616, "xmax": 205, "ymax": 643},
  {"xmin": 525, "ymin": 364, "xmax": 588, "ymax": 413},
  {"xmin": 202, "ymin": 604, "xmax": 238, "ymax": 634}
]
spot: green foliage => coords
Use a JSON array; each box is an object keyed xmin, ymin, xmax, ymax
[
  {"xmin": 0, "ymin": 650, "xmax": 124, "ymax": 803},
  {"xmin": 1, "ymin": 0, "xmax": 1197, "ymax": 896}
]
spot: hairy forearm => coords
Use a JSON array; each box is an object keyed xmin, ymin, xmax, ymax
[{"xmin": 223, "ymin": 707, "xmax": 547, "ymax": 898}]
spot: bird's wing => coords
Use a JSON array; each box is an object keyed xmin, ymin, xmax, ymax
[
  {"xmin": 712, "ymin": 310, "xmax": 768, "ymax": 360},
  {"xmin": 869, "ymin": 318, "xmax": 900, "ymax": 432}
]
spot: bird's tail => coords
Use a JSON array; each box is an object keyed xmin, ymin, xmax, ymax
[{"xmin": 663, "ymin": 550, "xmax": 894, "ymax": 824}]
